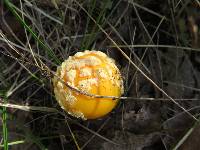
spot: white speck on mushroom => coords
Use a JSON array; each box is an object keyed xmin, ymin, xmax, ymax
[
  {"xmin": 65, "ymin": 90, "xmax": 77, "ymax": 106},
  {"xmin": 66, "ymin": 69, "xmax": 76, "ymax": 83},
  {"xmin": 79, "ymin": 67, "xmax": 92, "ymax": 77},
  {"xmin": 78, "ymin": 78, "xmax": 98, "ymax": 91},
  {"xmin": 96, "ymin": 68, "xmax": 108, "ymax": 78},
  {"xmin": 78, "ymin": 56, "xmax": 101, "ymax": 67},
  {"xmin": 68, "ymin": 110, "xmax": 86, "ymax": 120}
]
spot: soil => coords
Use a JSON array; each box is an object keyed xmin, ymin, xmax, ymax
[{"xmin": 1, "ymin": 0, "xmax": 200, "ymax": 150}]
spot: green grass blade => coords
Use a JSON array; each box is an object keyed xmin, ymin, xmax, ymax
[
  {"xmin": 81, "ymin": 0, "xmax": 113, "ymax": 50},
  {"xmin": 0, "ymin": 140, "xmax": 25, "ymax": 147},
  {"xmin": 2, "ymin": 93, "xmax": 8, "ymax": 150},
  {"xmin": 3, "ymin": 0, "xmax": 61, "ymax": 64},
  {"xmin": 80, "ymin": 0, "xmax": 97, "ymax": 49}
]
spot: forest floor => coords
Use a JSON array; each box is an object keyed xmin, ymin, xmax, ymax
[{"xmin": 1, "ymin": 0, "xmax": 200, "ymax": 150}]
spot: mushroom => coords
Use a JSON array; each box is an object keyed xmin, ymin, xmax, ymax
[{"xmin": 53, "ymin": 50, "xmax": 124, "ymax": 120}]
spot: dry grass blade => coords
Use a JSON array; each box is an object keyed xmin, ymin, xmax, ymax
[
  {"xmin": 110, "ymin": 44, "xmax": 200, "ymax": 52},
  {"xmin": 73, "ymin": 121, "xmax": 122, "ymax": 146},
  {"xmin": 0, "ymin": 99, "xmax": 58, "ymax": 113},
  {"xmin": 24, "ymin": 0, "xmax": 63, "ymax": 25},
  {"xmin": 106, "ymin": 21, "xmax": 151, "ymax": 74},
  {"xmin": 65, "ymin": 120, "xmax": 81, "ymax": 150},
  {"xmin": 81, "ymin": 117, "xmax": 110, "ymax": 149},
  {"xmin": 164, "ymin": 81, "xmax": 200, "ymax": 92},
  {"xmin": 127, "ymin": 0, "xmax": 167, "ymax": 20}
]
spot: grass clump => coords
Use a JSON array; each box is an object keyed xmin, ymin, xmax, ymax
[{"xmin": 1, "ymin": 0, "xmax": 200, "ymax": 149}]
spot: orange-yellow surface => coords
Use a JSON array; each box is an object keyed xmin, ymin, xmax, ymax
[{"xmin": 53, "ymin": 50, "xmax": 124, "ymax": 119}]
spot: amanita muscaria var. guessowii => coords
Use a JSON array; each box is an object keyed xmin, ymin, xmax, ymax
[{"xmin": 53, "ymin": 50, "xmax": 124, "ymax": 120}]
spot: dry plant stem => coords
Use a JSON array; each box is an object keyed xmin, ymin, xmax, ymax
[
  {"xmin": 75, "ymin": 1, "xmax": 198, "ymax": 121},
  {"xmin": 0, "ymin": 97, "xmax": 200, "ymax": 112},
  {"xmin": 1, "ymin": 25, "xmax": 199, "ymax": 113},
  {"xmin": 126, "ymin": 0, "xmax": 167, "ymax": 20},
  {"xmin": 65, "ymin": 120, "xmax": 81, "ymax": 150},
  {"xmin": 49, "ymin": 68, "xmax": 200, "ymax": 102},
  {"xmin": 73, "ymin": 120, "xmax": 121, "ymax": 146},
  {"xmin": 111, "ymin": 44, "xmax": 200, "ymax": 52},
  {"xmin": 0, "ymin": 99, "xmax": 58, "ymax": 113},
  {"xmin": 20, "ymin": 0, "xmax": 41, "ymax": 70},
  {"xmin": 81, "ymin": 117, "xmax": 110, "ymax": 149},
  {"xmin": 107, "ymin": 21, "xmax": 151, "ymax": 74},
  {"xmin": 0, "ymin": 35, "xmax": 57, "ymax": 67},
  {"xmin": 122, "ymin": 16, "xmax": 165, "ymax": 90}
]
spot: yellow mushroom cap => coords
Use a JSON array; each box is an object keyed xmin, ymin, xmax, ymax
[{"xmin": 53, "ymin": 50, "xmax": 124, "ymax": 120}]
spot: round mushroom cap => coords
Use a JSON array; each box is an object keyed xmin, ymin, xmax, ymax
[{"xmin": 53, "ymin": 50, "xmax": 124, "ymax": 120}]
